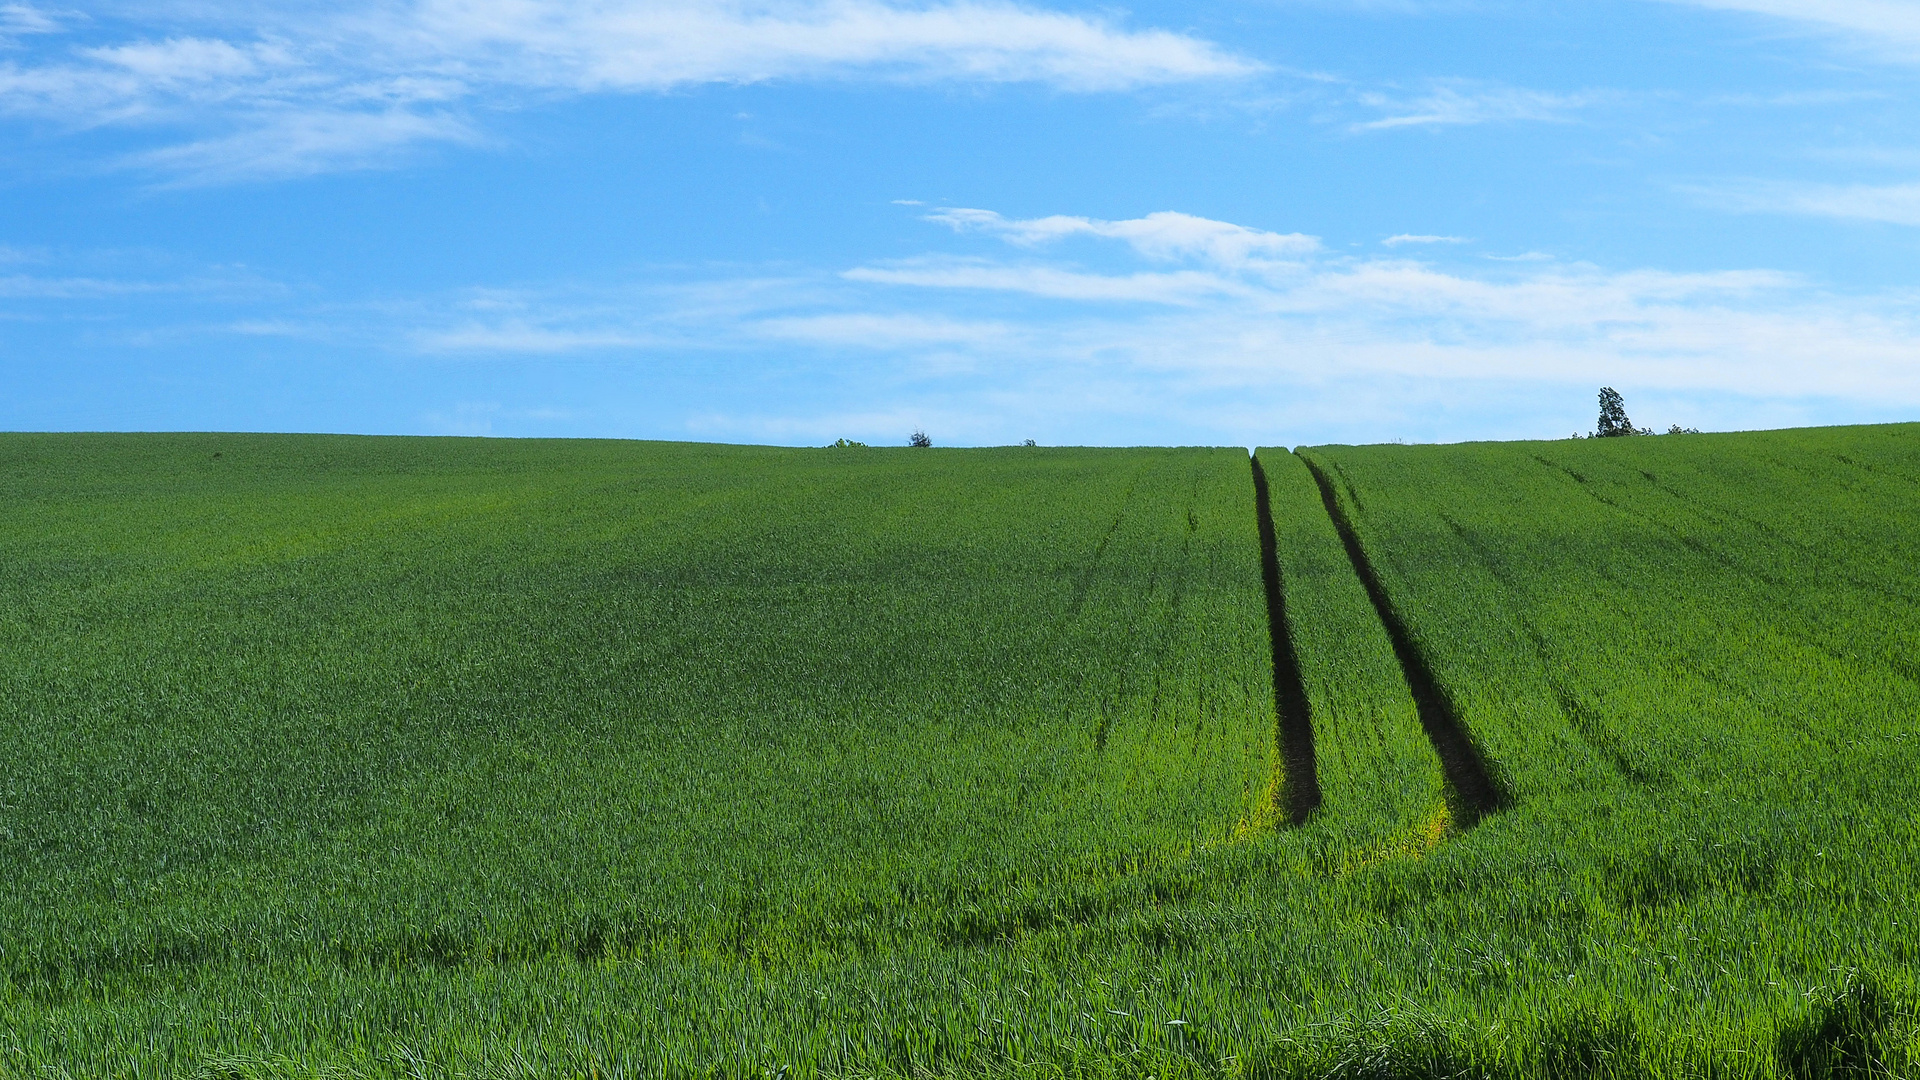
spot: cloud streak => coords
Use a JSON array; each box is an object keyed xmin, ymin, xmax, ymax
[
  {"xmin": 1664, "ymin": 0, "xmax": 1920, "ymax": 55},
  {"xmin": 385, "ymin": 207, "xmax": 1920, "ymax": 427},
  {"xmin": 0, "ymin": 1, "xmax": 1257, "ymax": 180},
  {"xmin": 17, "ymin": 206, "xmax": 1915, "ymax": 445},
  {"xmin": 926, "ymin": 207, "xmax": 1320, "ymax": 266},
  {"xmin": 1384, "ymin": 234, "xmax": 1467, "ymax": 246},
  {"xmin": 845, "ymin": 257, "xmax": 1259, "ymax": 303},
  {"xmin": 1352, "ymin": 81, "xmax": 1599, "ymax": 131},
  {"xmin": 381, "ymin": 0, "xmax": 1259, "ymax": 92},
  {"xmin": 0, "ymin": 3, "xmax": 59, "ymax": 39},
  {"xmin": 1694, "ymin": 179, "xmax": 1920, "ymax": 225},
  {"xmin": 825, "ymin": 209, "xmax": 1920, "ymax": 435}
]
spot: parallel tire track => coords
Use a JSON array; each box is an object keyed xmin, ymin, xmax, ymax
[
  {"xmin": 1249, "ymin": 454, "xmax": 1320, "ymax": 825},
  {"xmin": 1297, "ymin": 454, "xmax": 1507, "ymax": 824}
]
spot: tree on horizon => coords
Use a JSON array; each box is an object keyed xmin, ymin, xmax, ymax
[{"xmin": 1596, "ymin": 387, "xmax": 1645, "ymax": 437}]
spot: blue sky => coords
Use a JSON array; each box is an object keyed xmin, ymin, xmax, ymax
[{"xmin": 3, "ymin": 0, "xmax": 1919, "ymax": 447}]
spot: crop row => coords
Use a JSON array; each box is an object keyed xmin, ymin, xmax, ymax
[{"xmin": 0, "ymin": 428, "xmax": 1916, "ymax": 1076}]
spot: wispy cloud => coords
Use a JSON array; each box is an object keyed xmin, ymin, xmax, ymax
[
  {"xmin": 845, "ymin": 256, "xmax": 1257, "ymax": 303},
  {"xmin": 0, "ymin": 4, "xmax": 57, "ymax": 39},
  {"xmin": 1687, "ymin": 179, "xmax": 1920, "ymax": 225},
  {"xmin": 1663, "ymin": 1, "xmax": 1920, "ymax": 56},
  {"xmin": 815, "ymin": 207, "xmax": 1920, "ymax": 425},
  {"xmin": 1704, "ymin": 89, "xmax": 1890, "ymax": 106},
  {"xmin": 19, "ymin": 207, "xmax": 1916, "ymax": 445},
  {"xmin": 756, "ymin": 312, "xmax": 1015, "ymax": 347},
  {"xmin": 379, "ymin": 0, "xmax": 1260, "ymax": 92},
  {"xmin": 0, "ymin": 273, "xmax": 173, "ymax": 299},
  {"xmin": 127, "ymin": 109, "xmax": 482, "ymax": 184},
  {"xmin": 925, "ymin": 207, "xmax": 1320, "ymax": 266},
  {"xmin": 1353, "ymin": 81, "xmax": 1599, "ymax": 131},
  {"xmin": 1383, "ymin": 234, "xmax": 1467, "ymax": 246},
  {"xmin": 414, "ymin": 322, "xmax": 657, "ymax": 352},
  {"xmin": 390, "ymin": 207, "xmax": 1920, "ymax": 426},
  {"xmin": 0, "ymin": 264, "xmax": 282, "ymax": 300},
  {"xmin": 0, "ymin": 1, "xmax": 1257, "ymax": 181}
]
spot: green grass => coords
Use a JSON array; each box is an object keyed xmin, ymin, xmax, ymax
[
  {"xmin": 2, "ymin": 428, "xmax": 1919, "ymax": 1078},
  {"xmin": 1256, "ymin": 449, "xmax": 1443, "ymax": 853},
  {"xmin": 0, "ymin": 434, "xmax": 1282, "ymax": 1075},
  {"xmin": 1294, "ymin": 423, "xmax": 1920, "ymax": 1076}
]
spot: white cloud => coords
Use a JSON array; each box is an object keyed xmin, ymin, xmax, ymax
[
  {"xmin": 27, "ymin": 204, "xmax": 1914, "ymax": 445},
  {"xmin": 128, "ymin": 109, "xmax": 481, "ymax": 182},
  {"xmin": 1664, "ymin": 0, "xmax": 1920, "ymax": 53},
  {"xmin": 1692, "ymin": 179, "xmax": 1920, "ymax": 225},
  {"xmin": 756, "ymin": 312, "xmax": 1014, "ymax": 347},
  {"xmin": 926, "ymin": 207, "xmax": 1320, "ymax": 266},
  {"xmin": 1353, "ymin": 82, "xmax": 1598, "ymax": 131},
  {"xmin": 1705, "ymin": 89, "xmax": 1890, "ymax": 106},
  {"xmin": 381, "ymin": 0, "xmax": 1259, "ymax": 93},
  {"xmin": 224, "ymin": 318, "xmax": 309, "ymax": 337},
  {"xmin": 845, "ymin": 257, "xmax": 1256, "ymax": 303},
  {"xmin": 0, "ymin": 1, "xmax": 1256, "ymax": 180},
  {"xmin": 384, "ymin": 207, "xmax": 1920, "ymax": 428},
  {"xmin": 0, "ymin": 273, "xmax": 172, "ymax": 299},
  {"xmin": 1383, "ymin": 234, "xmax": 1467, "ymax": 246},
  {"xmin": 1286, "ymin": 262, "xmax": 1798, "ymax": 324},
  {"xmin": 0, "ymin": 4, "xmax": 59, "ymax": 38},
  {"xmin": 821, "ymin": 206, "xmax": 1920, "ymax": 417},
  {"xmin": 0, "ymin": 265, "xmax": 284, "ymax": 300},
  {"xmin": 375, "ymin": 207, "xmax": 1906, "ymax": 421},
  {"xmin": 414, "ymin": 321, "xmax": 656, "ymax": 352},
  {"xmin": 854, "ymin": 247, "xmax": 1800, "ymax": 322},
  {"xmin": 84, "ymin": 37, "xmax": 276, "ymax": 82}
]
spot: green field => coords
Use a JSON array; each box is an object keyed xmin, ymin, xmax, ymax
[{"xmin": 2, "ymin": 427, "xmax": 1917, "ymax": 1077}]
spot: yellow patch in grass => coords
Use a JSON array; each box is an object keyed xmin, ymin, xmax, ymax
[{"xmin": 1339, "ymin": 803, "xmax": 1454, "ymax": 875}]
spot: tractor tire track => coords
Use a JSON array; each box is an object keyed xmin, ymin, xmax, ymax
[
  {"xmin": 1249, "ymin": 454, "xmax": 1320, "ymax": 824},
  {"xmin": 1297, "ymin": 454, "xmax": 1507, "ymax": 824}
]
